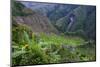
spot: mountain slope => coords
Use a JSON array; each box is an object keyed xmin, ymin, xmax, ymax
[
  {"xmin": 12, "ymin": 2, "xmax": 59, "ymax": 34},
  {"xmin": 13, "ymin": 14, "xmax": 58, "ymax": 34},
  {"xmin": 55, "ymin": 6, "xmax": 96, "ymax": 39},
  {"xmin": 21, "ymin": 2, "xmax": 96, "ymax": 40}
]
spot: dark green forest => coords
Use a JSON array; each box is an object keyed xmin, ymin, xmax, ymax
[{"xmin": 12, "ymin": 1, "xmax": 96, "ymax": 66}]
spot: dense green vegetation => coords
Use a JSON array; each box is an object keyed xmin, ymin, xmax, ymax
[
  {"xmin": 12, "ymin": 23, "xmax": 95, "ymax": 66},
  {"xmin": 12, "ymin": 1, "xmax": 96, "ymax": 66}
]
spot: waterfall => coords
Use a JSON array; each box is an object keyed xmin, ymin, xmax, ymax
[{"xmin": 67, "ymin": 17, "xmax": 74, "ymax": 31}]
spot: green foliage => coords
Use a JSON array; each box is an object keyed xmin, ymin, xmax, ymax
[
  {"xmin": 12, "ymin": 2, "xmax": 96, "ymax": 65},
  {"xmin": 12, "ymin": 0, "xmax": 33, "ymax": 16},
  {"xmin": 12, "ymin": 23, "xmax": 96, "ymax": 66},
  {"xmin": 12, "ymin": 1, "xmax": 25, "ymax": 16}
]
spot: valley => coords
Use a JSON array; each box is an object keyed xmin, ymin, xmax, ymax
[{"xmin": 12, "ymin": 1, "xmax": 96, "ymax": 66}]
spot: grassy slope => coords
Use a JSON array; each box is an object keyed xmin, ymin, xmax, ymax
[
  {"xmin": 12, "ymin": 23, "xmax": 95, "ymax": 66},
  {"xmin": 12, "ymin": 1, "xmax": 96, "ymax": 66}
]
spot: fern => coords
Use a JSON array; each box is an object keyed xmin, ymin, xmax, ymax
[{"xmin": 12, "ymin": 51, "xmax": 26, "ymax": 58}]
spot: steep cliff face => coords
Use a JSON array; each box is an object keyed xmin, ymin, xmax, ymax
[
  {"xmin": 12, "ymin": 2, "xmax": 58, "ymax": 34},
  {"xmin": 12, "ymin": 1, "xmax": 96, "ymax": 39},
  {"xmin": 21, "ymin": 2, "xmax": 78, "ymax": 22},
  {"xmin": 55, "ymin": 6, "xmax": 96, "ymax": 39},
  {"xmin": 22, "ymin": 2, "xmax": 96, "ymax": 40},
  {"xmin": 13, "ymin": 13, "xmax": 58, "ymax": 34}
]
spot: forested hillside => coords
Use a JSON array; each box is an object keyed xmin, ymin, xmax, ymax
[{"xmin": 12, "ymin": 1, "xmax": 96, "ymax": 66}]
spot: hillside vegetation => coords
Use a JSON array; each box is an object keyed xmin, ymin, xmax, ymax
[
  {"xmin": 12, "ymin": 1, "xmax": 96, "ymax": 66},
  {"xmin": 12, "ymin": 23, "xmax": 95, "ymax": 66}
]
